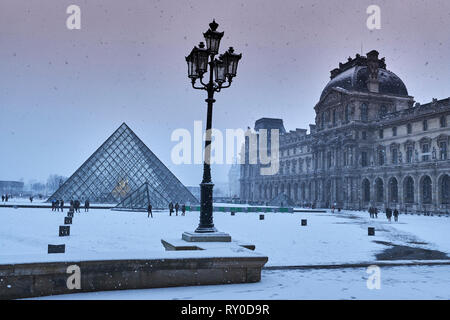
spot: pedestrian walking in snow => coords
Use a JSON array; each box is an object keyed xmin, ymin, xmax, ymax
[
  {"xmin": 393, "ymin": 209, "xmax": 399, "ymax": 222},
  {"xmin": 386, "ymin": 208, "xmax": 392, "ymax": 222},
  {"xmin": 56, "ymin": 200, "xmax": 60, "ymax": 212},
  {"xmin": 147, "ymin": 203, "xmax": 153, "ymax": 218},
  {"xmin": 181, "ymin": 204, "xmax": 186, "ymax": 216},
  {"xmin": 169, "ymin": 202, "xmax": 174, "ymax": 216},
  {"xmin": 369, "ymin": 207, "xmax": 373, "ymax": 218},
  {"xmin": 175, "ymin": 202, "xmax": 179, "ymax": 216},
  {"xmin": 85, "ymin": 199, "xmax": 90, "ymax": 212},
  {"xmin": 60, "ymin": 199, "xmax": 64, "ymax": 212},
  {"xmin": 374, "ymin": 207, "xmax": 378, "ymax": 219}
]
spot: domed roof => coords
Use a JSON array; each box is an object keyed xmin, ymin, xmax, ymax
[{"xmin": 320, "ymin": 52, "xmax": 409, "ymax": 101}]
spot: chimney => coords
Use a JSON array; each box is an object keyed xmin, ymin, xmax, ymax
[{"xmin": 366, "ymin": 50, "xmax": 379, "ymax": 93}]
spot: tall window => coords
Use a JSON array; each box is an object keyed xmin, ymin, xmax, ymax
[
  {"xmin": 392, "ymin": 127, "xmax": 397, "ymax": 136},
  {"xmin": 406, "ymin": 145, "xmax": 414, "ymax": 163},
  {"xmin": 422, "ymin": 143, "xmax": 430, "ymax": 161},
  {"xmin": 362, "ymin": 131, "xmax": 367, "ymax": 140},
  {"xmin": 344, "ymin": 105, "xmax": 349, "ymax": 122},
  {"xmin": 422, "ymin": 176, "xmax": 432, "ymax": 204},
  {"xmin": 379, "ymin": 105, "xmax": 387, "ymax": 117},
  {"xmin": 327, "ymin": 151, "xmax": 332, "ymax": 168},
  {"xmin": 361, "ymin": 151, "xmax": 368, "ymax": 167},
  {"xmin": 360, "ymin": 103, "xmax": 368, "ymax": 122},
  {"xmin": 378, "ymin": 149, "xmax": 385, "ymax": 166},
  {"xmin": 407, "ymin": 123, "xmax": 412, "ymax": 134},
  {"xmin": 442, "ymin": 175, "xmax": 450, "ymax": 204},
  {"xmin": 404, "ymin": 177, "xmax": 414, "ymax": 203},
  {"xmin": 440, "ymin": 141, "xmax": 448, "ymax": 160},
  {"xmin": 440, "ymin": 116, "xmax": 447, "ymax": 128},
  {"xmin": 362, "ymin": 179, "xmax": 371, "ymax": 203},
  {"xmin": 423, "ymin": 120, "xmax": 428, "ymax": 131},
  {"xmin": 343, "ymin": 151, "xmax": 348, "ymax": 166},
  {"xmin": 376, "ymin": 179, "xmax": 384, "ymax": 202},
  {"xmin": 322, "ymin": 152, "xmax": 326, "ymax": 169},
  {"xmin": 392, "ymin": 148, "xmax": 398, "ymax": 164},
  {"xmin": 332, "ymin": 109, "xmax": 337, "ymax": 126},
  {"xmin": 379, "ymin": 129, "xmax": 384, "ymax": 139}
]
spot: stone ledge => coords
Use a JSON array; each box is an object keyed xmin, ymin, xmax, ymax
[
  {"xmin": 161, "ymin": 238, "xmax": 256, "ymax": 251},
  {"xmin": 0, "ymin": 253, "xmax": 268, "ymax": 299},
  {"xmin": 182, "ymin": 231, "xmax": 232, "ymax": 242}
]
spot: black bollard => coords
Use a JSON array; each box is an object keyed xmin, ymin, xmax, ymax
[
  {"xmin": 59, "ymin": 226, "xmax": 70, "ymax": 237},
  {"xmin": 67, "ymin": 211, "xmax": 74, "ymax": 218},
  {"xmin": 64, "ymin": 217, "xmax": 72, "ymax": 225},
  {"xmin": 231, "ymin": 211, "xmax": 235, "ymax": 216},
  {"xmin": 48, "ymin": 244, "xmax": 65, "ymax": 254},
  {"xmin": 259, "ymin": 214, "xmax": 264, "ymax": 220},
  {"xmin": 301, "ymin": 219, "xmax": 307, "ymax": 226},
  {"xmin": 368, "ymin": 227, "xmax": 375, "ymax": 236}
]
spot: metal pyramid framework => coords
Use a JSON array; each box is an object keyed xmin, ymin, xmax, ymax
[
  {"xmin": 47, "ymin": 123, "xmax": 198, "ymax": 205},
  {"xmin": 113, "ymin": 182, "xmax": 154, "ymax": 211}
]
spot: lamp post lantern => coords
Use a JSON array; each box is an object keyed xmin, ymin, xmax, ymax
[{"xmin": 185, "ymin": 20, "xmax": 242, "ymax": 234}]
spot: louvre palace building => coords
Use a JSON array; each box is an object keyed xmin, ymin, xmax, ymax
[{"xmin": 240, "ymin": 50, "xmax": 450, "ymax": 214}]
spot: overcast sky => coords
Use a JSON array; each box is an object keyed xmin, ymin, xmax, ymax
[{"xmin": 0, "ymin": 0, "xmax": 449, "ymax": 186}]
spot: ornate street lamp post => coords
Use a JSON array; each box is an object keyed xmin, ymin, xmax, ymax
[{"xmin": 185, "ymin": 20, "xmax": 242, "ymax": 234}]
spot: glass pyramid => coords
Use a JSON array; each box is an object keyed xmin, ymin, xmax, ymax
[
  {"xmin": 268, "ymin": 193, "xmax": 295, "ymax": 207},
  {"xmin": 47, "ymin": 123, "xmax": 198, "ymax": 205}
]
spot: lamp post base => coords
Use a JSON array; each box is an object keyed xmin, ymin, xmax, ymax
[{"xmin": 182, "ymin": 231, "xmax": 232, "ymax": 242}]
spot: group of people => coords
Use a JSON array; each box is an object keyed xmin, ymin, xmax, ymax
[
  {"xmin": 331, "ymin": 202, "xmax": 342, "ymax": 213},
  {"xmin": 51, "ymin": 199, "xmax": 65, "ymax": 212},
  {"xmin": 169, "ymin": 202, "xmax": 186, "ymax": 216},
  {"xmin": 51, "ymin": 199, "xmax": 90, "ymax": 212},
  {"xmin": 385, "ymin": 207, "xmax": 399, "ymax": 222},
  {"xmin": 368, "ymin": 207, "xmax": 379, "ymax": 218},
  {"xmin": 368, "ymin": 207, "xmax": 399, "ymax": 222},
  {"xmin": 146, "ymin": 201, "xmax": 187, "ymax": 218},
  {"xmin": 1, "ymin": 194, "xmax": 11, "ymax": 202}
]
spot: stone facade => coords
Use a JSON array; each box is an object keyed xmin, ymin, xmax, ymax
[{"xmin": 240, "ymin": 51, "xmax": 450, "ymax": 214}]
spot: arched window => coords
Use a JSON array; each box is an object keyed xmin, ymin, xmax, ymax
[
  {"xmin": 404, "ymin": 177, "xmax": 414, "ymax": 203},
  {"xmin": 389, "ymin": 178, "xmax": 398, "ymax": 203},
  {"xmin": 375, "ymin": 178, "xmax": 384, "ymax": 202},
  {"xmin": 421, "ymin": 176, "xmax": 432, "ymax": 204},
  {"xmin": 362, "ymin": 179, "xmax": 371, "ymax": 203},
  {"xmin": 442, "ymin": 175, "xmax": 450, "ymax": 204}
]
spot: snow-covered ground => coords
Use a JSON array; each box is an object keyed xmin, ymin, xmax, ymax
[
  {"xmin": 2, "ymin": 206, "xmax": 450, "ymax": 300},
  {"xmin": 30, "ymin": 265, "xmax": 450, "ymax": 300},
  {"xmin": 0, "ymin": 207, "xmax": 449, "ymax": 266}
]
